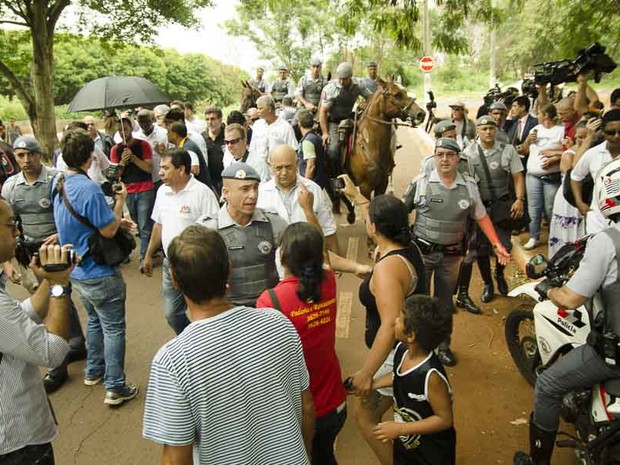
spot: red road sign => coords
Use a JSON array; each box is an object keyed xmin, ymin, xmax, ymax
[{"xmin": 419, "ymin": 56, "xmax": 435, "ymax": 72}]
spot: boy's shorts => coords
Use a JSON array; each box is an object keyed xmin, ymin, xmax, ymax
[{"xmin": 373, "ymin": 349, "xmax": 395, "ymax": 397}]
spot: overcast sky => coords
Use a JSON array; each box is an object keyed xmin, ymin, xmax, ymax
[{"xmin": 155, "ymin": 0, "xmax": 261, "ymax": 73}]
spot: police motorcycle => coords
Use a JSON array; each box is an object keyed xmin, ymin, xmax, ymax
[{"xmin": 505, "ymin": 236, "xmax": 620, "ymax": 464}]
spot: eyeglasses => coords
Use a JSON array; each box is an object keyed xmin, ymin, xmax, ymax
[
  {"xmin": 604, "ymin": 129, "xmax": 620, "ymax": 137},
  {"xmin": 224, "ymin": 138, "xmax": 242, "ymax": 146}
]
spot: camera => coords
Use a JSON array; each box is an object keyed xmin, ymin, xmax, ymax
[
  {"xmin": 533, "ymin": 42, "xmax": 617, "ymax": 86},
  {"xmin": 483, "ymin": 85, "xmax": 517, "ymax": 107},
  {"xmin": 35, "ymin": 249, "xmax": 78, "ymax": 272},
  {"xmin": 331, "ymin": 177, "xmax": 345, "ymax": 190},
  {"xmin": 101, "ymin": 164, "xmax": 122, "ymax": 197}
]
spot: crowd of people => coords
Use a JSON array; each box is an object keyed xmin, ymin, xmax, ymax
[{"xmin": 0, "ymin": 55, "xmax": 619, "ymax": 465}]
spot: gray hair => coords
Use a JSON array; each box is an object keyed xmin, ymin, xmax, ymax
[{"xmin": 256, "ymin": 95, "xmax": 276, "ymax": 113}]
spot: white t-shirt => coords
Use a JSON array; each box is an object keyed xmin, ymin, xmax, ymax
[
  {"xmin": 133, "ymin": 125, "xmax": 168, "ymax": 182},
  {"xmin": 185, "ymin": 118, "xmax": 207, "ymax": 134},
  {"xmin": 247, "ymin": 118, "xmax": 298, "ymax": 182},
  {"xmin": 526, "ymin": 124, "xmax": 564, "ymax": 176},
  {"xmin": 571, "ymin": 141, "xmax": 615, "ymax": 234},
  {"xmin": 151, "ymin": 176, "xmax": 220, "ymax": 254},
  {"xmin": 257, "ymin": 175, "xmax": 336, "ymax": 236},
  {"xmin": 56, "ymin": 146, "xmax": 110, "ymax": 184}
]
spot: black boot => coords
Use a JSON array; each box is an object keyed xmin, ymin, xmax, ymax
[
  {"xmin": 481, "ymin": 282, "xmax": 494, "ymax": 303},
  {"xmin": 513, "ymin": 416, "xmax": 556, "ymax": 465},
  {"xmin": 455, "ymin": 287, "xmax": 482, "ymax": 314},
  {"xmin": 43, "ymin": 362, "xmax": 69, "ymax": 394},
  {"xmin": 495, "ymin": 269, "xmax": 509, "ymax": 296}
]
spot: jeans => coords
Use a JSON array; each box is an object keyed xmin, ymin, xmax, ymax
[
  {"xmin": 72, "ymin": 273, "xmax": 127, "ymax": 392},
  {"xmin": 526, "ymin": 173, "xmax": 560, "ymax": 241},
  {"xmin": 162, "ymin": 258, "xmax": 190, "ymax": 335},
  {"xmin": 126, "ymin": 189, "xmax": 154, "ymax": 259},
  {"xmin": 533, "ymin": 344, "xmax": 620, "ymax": 431},
  {"xmin": 421, "ymin": 251, "xmax": 463, "ymax": 349},
  {"xmin": 312, "ymin": 404, "xmax": 347, "ymax": 465},
  {"xmin": 0, "ymin": 443, "xmax": 54, "ymax": 465}
]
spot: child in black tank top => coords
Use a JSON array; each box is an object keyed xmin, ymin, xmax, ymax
[{"xmin": 371, "ymin": 295, "xmax": 456, "ymax": 465}]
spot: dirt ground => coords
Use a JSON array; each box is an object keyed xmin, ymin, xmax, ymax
[{"xmin": 7, "ymin": 125, "xmax": 579, "ymax": 464}]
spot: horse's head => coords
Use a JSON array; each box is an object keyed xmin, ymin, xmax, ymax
[
  {"xmin": 377, "ymin": 76, "xmax": 426, "ymax": 127},
  {"xmin": 240, "ymin": 80, "xmax": 261, "ymax": 113}
]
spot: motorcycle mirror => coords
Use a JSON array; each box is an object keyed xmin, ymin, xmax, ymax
[{"xmin": 526, "ymin": 254, "xmax": 548, "ymax": 279}]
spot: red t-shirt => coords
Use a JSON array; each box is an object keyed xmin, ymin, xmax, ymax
[
  {"xmin": 257, "ymin": 270, "xmax": 347, "ymax": 418},
  {"xmin": 110, "ymin": 138, "xmax": 153, "ymax": 194}
]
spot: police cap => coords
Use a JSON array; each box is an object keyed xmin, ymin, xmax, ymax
[
  {"xmin": 336, "ymin": 62, "xmax": 353, "ymax": 79},
  {"xmin": 433, "ymin": 120, "xmax": 456, "ymax": 136},
  {"xmin": 221, "ymin": 162, "xmax": 261, "ymax": 182},
  {"xmin": 435, "ymin": 137, "xmax": 460, "ymax": 154},
  {"xmin": 13, "ymin": 135, "xmax": 43, "ymax": 153},
  {"xmin": 310, "ymin": 57, "xmax": 322, "ymax": 66},
  {"xmin": 367, "ymin": 61, "xmax": 378, "ymax": 68},
  {"xmin": 476, "ymin": 115, "xmax": 497, "ymax": 127},
  {"xmin": 489, "ymin": 102, "xmax": 508, "ymax": 111}
]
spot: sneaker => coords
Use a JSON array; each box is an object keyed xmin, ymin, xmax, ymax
[
  {"xmin": 522, "ymin": 238, "xmax": 538, "ymax": 250},
  {"xmin": 84, "ymin": 376, "xmax": 103, "ymax": 386},
  {"xmin": 104, "ymin": 383, "xmax": 139, "ymax": 406}
]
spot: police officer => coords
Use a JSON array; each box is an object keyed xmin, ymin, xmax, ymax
[
  {"xmin": 403, "ymin": 138, "xmax": 510, "ymax": 366},
  {"xmin": 319, "ymin": 62, "xmax": 373, "ymax": 177},
  {"xmin": 488, "ymin": 102, "xmax": 510, "ymax": 143},
  {"xmin": 433, "ymin": 120, "xmax": 457, "ymax": 140},
  {"xmin": 249, "ymin": 66, "xmax": 270, "ymax": 95},
  {"xmin": 514, "ymin": 158, "xmax": 620, "ymax": 465},
  {"xmin": 270, "ymin": 65, "xmax": 295, "ymax": 106},
  {"xmin": 1, "ymin": 135, "xmax": 86, "ymax": 393},
  {"xmin": 460, "ymin": 116, "xmax": 525, "ymax": 304},
  {"xmin": 361, "ymin": 61, "xmax": 379, "ymax": 94},
  {"xmin": 196, "ymin": 162, "xmax": 288, "ymax": 307},
  {"xmin": 295, "ymin": 57, "xmax": 328, "ymax": 113}
]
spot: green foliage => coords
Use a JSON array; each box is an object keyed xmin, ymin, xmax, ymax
[{"xmin": 0, "ymin": 31, "xmax": 249, "ymax": 109}]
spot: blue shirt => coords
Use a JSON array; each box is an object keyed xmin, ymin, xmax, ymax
[{"xmin": 53, "ymin": 173, "xmax": 116, "ymax": 280}]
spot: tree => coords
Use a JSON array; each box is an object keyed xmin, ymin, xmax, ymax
[{"xmin": 0, "ymin": 0, "xmax": 213, "ymax": 161}]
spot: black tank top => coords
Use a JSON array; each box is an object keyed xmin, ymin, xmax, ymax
[
  {"xmin": 392, "ymin": 342, "xmax": 456, "ymax": 465},
  {"xmin": 359, "ymin": 244, "xmax": 427, "ymax": 348}
]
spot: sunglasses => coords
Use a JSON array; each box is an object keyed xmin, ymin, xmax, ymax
[
  {"xmin": 224, "ymin": 138, "xmax": 242, "ymax": 146},
  {"xmin": 604, "ymin": 129, "xmax": 620, "ymax": 137}
]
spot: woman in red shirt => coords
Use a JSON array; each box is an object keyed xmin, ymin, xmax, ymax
[{"xmin": 257, "ymin": 222, "xmax": 347, "ymax": 465}]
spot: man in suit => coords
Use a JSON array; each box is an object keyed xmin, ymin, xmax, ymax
[{"xmin": 507, "ymin": 96, "xmax": 539, "ymax": 168}]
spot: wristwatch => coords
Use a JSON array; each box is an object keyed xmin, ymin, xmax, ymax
[{"xmin": 49, "ymin": 283, "xmax": 72, "ymax": 298}]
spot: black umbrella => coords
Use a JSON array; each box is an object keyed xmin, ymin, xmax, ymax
[{"xmin": 68, "ymin": 76, "xmax": 170, "ymax": 113}]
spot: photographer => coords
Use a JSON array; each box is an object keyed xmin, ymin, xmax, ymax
[
  {"xmin": 53, "ymin": 128, "xmax": 138, "ymax": 407},
  {"xmin": 0, "ymin": 197, "xmax": 76, "ymax": 465},
  {"xmin": 1, "ymin": 136, "xmax": 86, "ymax": 393}
]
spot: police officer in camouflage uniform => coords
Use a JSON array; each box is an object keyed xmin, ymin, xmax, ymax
[
  {"xmin": 270, "ymin": 65, "xmax": 295, "ymax": 107},
  {"xmin": 1, "ymin": 135, "xmax": 86, "ymax": 393},
  {"xmin": 361, "ymin": 61, "xmax": 380, "ymax": 94},
  {"xmin": 195, "ymin": 162, "xmax": 288, "ymax": 307},
  {"xmin": 403, "ymin": 138, "xmax": 510, "ymax": 366},
  {"xmin": 319, "ymin": 62, "xmax": 373, "ymax": 177},
  {"xmin": 460, "ymin": 116, "xmax": 526, "ymax": 304},
  {"xmin": 295, "ymin": 57, "xmax": 328, "ymax": 113}
]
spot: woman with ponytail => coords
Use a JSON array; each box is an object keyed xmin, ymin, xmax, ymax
[
  {"xmin": 257, "ymin": 222, "xmax": 347, "ymax": 465},
  {"xmin": 339, "ymin": 175, "xmax": 427, "ymax": 465}
]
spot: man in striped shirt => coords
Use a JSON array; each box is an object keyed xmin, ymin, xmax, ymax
[
  {"xmin": 143, "ymin": 226, "xmax": 314, "ymax": 465},
  {"xmin": 0, "ymin": 199, "xmax": 75, "ymax": 464}
]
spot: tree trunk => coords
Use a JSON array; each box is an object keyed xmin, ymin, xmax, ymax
[{"xmin": 31, "ymin": 2, "xmax": 57, "ymax": 164}]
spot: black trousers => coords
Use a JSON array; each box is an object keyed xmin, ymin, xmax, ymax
[{"xmin": 0, "ymin": 443, "xmax": 54, "ymax": 465}]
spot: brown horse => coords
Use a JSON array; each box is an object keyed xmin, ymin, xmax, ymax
[
  {"xmin": 343, "ymin": 76, "xmax": 425, "ymax": 221},
  {"xmin": 240, "ymin": 80, "xmax": 262, "ymax": 113}
]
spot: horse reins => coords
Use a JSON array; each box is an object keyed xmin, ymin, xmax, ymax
[{"xmin": 360, "ymin": 88, "xmax": 417, "ymax": 127}]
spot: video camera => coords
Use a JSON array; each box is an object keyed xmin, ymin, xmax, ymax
[
  {"xmin": 100, "ymin": 164, "xmax": 123, "ymax": 197},
  {"xmin": 533, "ymin": 42, "xmax": 617, "ymax": 86},
  {"xmin": 483, "ymin": 85, "xmax": 517, "ymax": 107}
]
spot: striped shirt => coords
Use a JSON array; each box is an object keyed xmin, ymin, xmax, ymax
[
  {"xmin": 143, "ymin": 306, "xmax": 310, "ymax": 464},
  {"xmin": 0, "ymin": 272, "xmax": 70, "ymax": 455}
]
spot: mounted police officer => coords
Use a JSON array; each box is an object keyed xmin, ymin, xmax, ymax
[
  {"xmin": 459, "ymin": 116, "xmax": 525, "ymax": 305},
  {"xmin": 1, "ymin": 135, "xmax": 86, "ymax": 393},
  {"xmin": 195, "ymin": 162, "xmax": 288, "ymax": 307},
  {"xmin": 403, "ymin": 137, "xmax": 510, "ymax": 366},
  {"xmin": 249, "ymin": 66, "xmax": 270, "ymax": 95},
  {"xmin": 270, "ymin": 65, "xmax": 295, "ymax": 107},
  {"xmin": 361, "ymin": 61, "xmax": 380, "ymax": 94},
  {"xmin": 514, "ymin": 158, "xmax": 620, "ymax": 465},
  {"xmin": 319, "ymin": 62, "xmax": 373, "ymax": 178},
  {"xmin": 295, "ymin": 57, "xmax": 328, "ymax": 113}
]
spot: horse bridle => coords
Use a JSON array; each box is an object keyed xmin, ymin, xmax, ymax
[{"xmin": 361, "ymin": 87, "xmax": 419, "ymax": 127}]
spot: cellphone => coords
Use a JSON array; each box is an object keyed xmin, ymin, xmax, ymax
[
  {"xmin": 343, "ymin": 377, "xmax": 353, "ymax": 391},
  {"xmin": 331, "ymin": 177, "xmax": 345, "ymax": 190}
]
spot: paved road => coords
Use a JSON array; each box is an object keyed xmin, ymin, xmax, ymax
[{"xmin": 9, "ymin": 125, "xmax": 577, "ymax": 464}]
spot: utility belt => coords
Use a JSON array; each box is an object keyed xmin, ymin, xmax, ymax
[
  {"xmin": 482, "ymin": 193, "xmax": 512, "ymax": 209},
  {"xmin": 588, "ymin": 328, "xmax": 620, "ymax": 367},
  {"xmin": 413, "ymin": 237, "xmax": 464, "ymax": 256}
]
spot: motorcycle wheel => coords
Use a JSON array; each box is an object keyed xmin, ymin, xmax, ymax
[{"xmin": 505, "ymin": 305, "xmax": 541, "ymax": 386}]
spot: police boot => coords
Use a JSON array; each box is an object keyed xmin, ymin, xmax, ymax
[
  {"xmin": 455, "ymin": 287, "xmax": 482, "ymax": 315},
  {"xmin": 481, "ymin": 281, "xmax": 494, "ymax": 303},
  {"xmin": 43, "ymin": 362, "xmax": 69, "ymax": 394},
  {"xmin": 495, "ymin": 268, "xmax": 509, "ymax": 296},
  {"xmin": 513, "ymin": 415, "xmax": 556, "ymax": 465}
]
